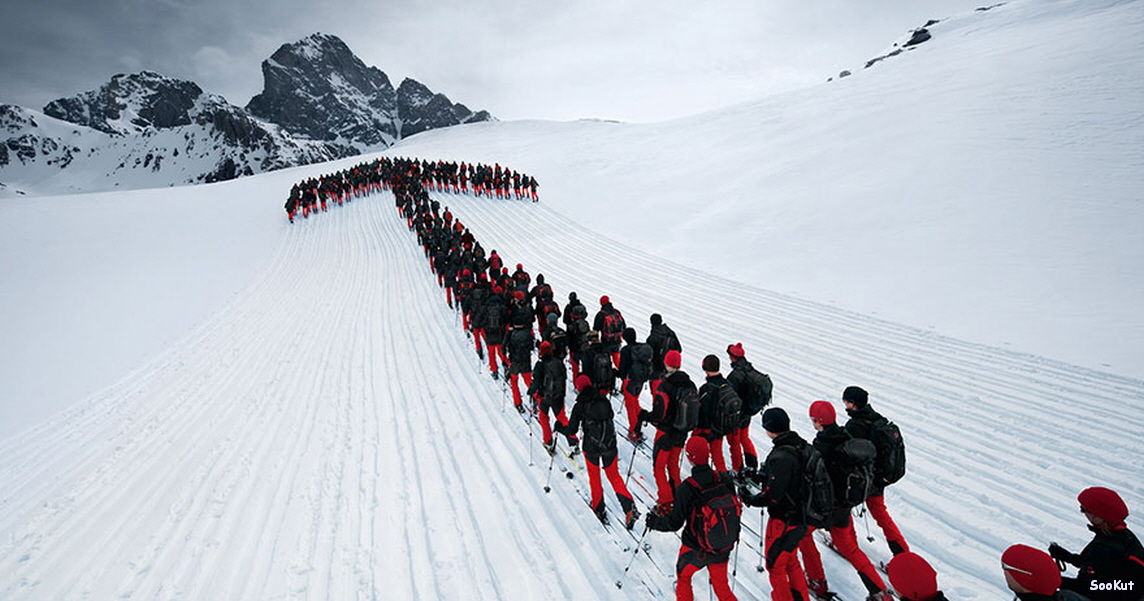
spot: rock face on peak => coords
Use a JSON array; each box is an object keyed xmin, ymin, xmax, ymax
[
  {"xmin": 43, "ymin": 71, "xmax": 203, "ymax": 135},
  {"xmin": 247, "ymin": 33, "xmax": 492, "ymax": 150}
]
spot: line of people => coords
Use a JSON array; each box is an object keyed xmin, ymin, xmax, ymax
[
  {"xmin": 283, "ymin": 156, "xmax": 539, "ymax": 223},
  {"xmin": 284, "ymin": 160, "xmax": 1142, "ymax": 601}
]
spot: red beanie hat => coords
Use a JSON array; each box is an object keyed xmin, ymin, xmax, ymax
[
  {"xmin": 600, "ymin": 295, "xmax": 610, "ymax": 306},
  {"xmin": 887, "ymin": 552, "xmax": 939, "ymax": 601},
  {"xmin": 1078, "ymin": 487, "xmax": 1129, "ymax": 525},
  {"xmin": 1002, "ymin": 544, "xmax": 1061, "ymax": 596},
  {"xmin": 727, "ymin": 343, "xmax": 745, "ymax": 359},
  {"xmin": 664, "ymin": 350, "xmax": 682, "ymax": 369},
  {"xmin": 538, "ymin": 341, "xmax": 552, "ymax": 356},
  {"xmin": 685, "ymin": 436, "xmax": 710, "ymax": 465},
  {"xmin": 809, "ymin": 401, "xmax": 836, "ymax": 425},
  {"xmin": 574, "ymin": 374, "xmax": 593, "ymax": 392},
  {"xmin": 513, "ymin": 290, "xmax": 525, "ymax": 301}
]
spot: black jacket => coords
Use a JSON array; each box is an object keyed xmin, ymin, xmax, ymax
[
  {"xmin": 1058, "ymin": 525, "xmax": 1144, "ymax": 601},
  {"xmin": 528, "ymin": 354, "xmax": 567, "ymax": 412},
  {"xmin": 746, "ymin": 431, "xmax": 809, "ymax": 524},
  {"xmin": 507, "ymin": 327, "xmax": 534, "ymax": 374}
]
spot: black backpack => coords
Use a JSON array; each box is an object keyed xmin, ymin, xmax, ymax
[
  {"xmin": 834, "ymin": 437, "xmax": 877, "ymax": 508},
  {"xmin": 591, "ymin": 351, "xmax": 615, "ymax": 391},
  {"xmin": 790, "ymin": 443, "xmax": 835, "ymax": 528},
  {"xmin": 629, "ymin": 342, "xmax": 652, "ymax": 382},
  {"xmin": 671, "ymin": 382, "xmax": 700, "ymax": 432},
  {"xmin": 542, "ymin": 358, "xmax": 566, "ymax": 403},
  {"xmin": 736, "ymin": 364, "xmax": 773, "ymax": 415},
  {"xmin": 870, "ymin": 418, "xmax": 906, "ymax": 486},
  {"xmin": 688, "ymin": 474, "xmax": 742, "ymax": 554},
  {"xmin": 712, "ymin": 383, "xmax": 742, "ymax": 435}
]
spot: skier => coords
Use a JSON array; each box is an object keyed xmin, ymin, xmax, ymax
[
  {"xmin": 1003, "ymin": 544, "xmax": 1091, "ymax": 601},
  {"xmin": 799, "ymin": 401, "xmax": 893, "ymax": 601},
  {"xmin": 618, "ymin": 327, "xmax": 653, "ymax": 443},
  {"xmin": 695, "ymin": 354, "xmax": 737, "ymax": 473},
  {"xmin": 646, "ymin": 313, "xmax": 682, "ymax": 396},
  {"xmin": 725, "ymin": 343, "xmax": 767, "ymax": 474},
  {"xmin": 541, "ymin": 313, "xmax": 569, "ymax": 363},
  {"xmin": 483, "ymin": 286, "xmax": 509, "ymax": 378},
  {"xmin": 528, "ymin": 341, "xmax": 577, "ymax": 454},
  {"xmin": 582, "ymin": 331, "xmax": 617, "ymax": 396},
  {"xmin": 639, "ymin": 350, "xmax": 695, "ymax": 511},
  {"xmin": 557, "ymin": 375, "xmax": 639, "ymax": 528},
  {"xmin": 1049, "ymin": 486, "xmax": 1144, "ymax": 601},
  {"xmin": 740, "ymin": 408, "xmax": 813, "ymax": 601},
  {"xmin": 594, "ymin": 295, "xmax": 626, "ymax": 368},
  {"xmin": 842, "ymin": 386, "xmax": 910, "ymax": 556},
  {"xmin": 507, "ymin": 323, "xmax": 535, "ymax": 409},
  {"xmin": 886, "ymin": 553, "xmax": 949, "ymax": 601},
  {"xmin": 563, "ymin": 292, "xmax": 590, "ymax": 379},
  {"xmin": 646, "ymin": 436, "xmax": 741, "ymax": 601}
]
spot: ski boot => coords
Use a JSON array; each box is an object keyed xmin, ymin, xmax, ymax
[
  {"xmin": 514, "ymin": 403, "xmax": 526, "ymax": 415},
  {"xmin": 624, "ymin": 506, "xmax": 640, "ymax": 531},
  {"xmin": 568, "ymin": 440, "xmax": 580, "ymax": 456},
  {"xmin": 490, "ymin": 369, "xmax": 499, "ymax": 380},
  {"xmin": 808, "ymin": 579, "xmax": 831, "ymax": 600},
  {"xmin": 543, "ymin": 439, "xmax": 556, "ymax": 456}
]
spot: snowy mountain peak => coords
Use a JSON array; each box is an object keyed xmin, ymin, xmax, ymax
[
  {"xmin": 246, "ymin": 33, "xmax": 492, "ymax": 149},
  {"xmin": 42, "ymin": 71, "xmax": 205, "ymax": 136}
]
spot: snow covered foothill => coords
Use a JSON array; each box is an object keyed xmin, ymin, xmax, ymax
[{"xmin": 0, "ymin": 0, "xmax": 1141, "ymax": 600}]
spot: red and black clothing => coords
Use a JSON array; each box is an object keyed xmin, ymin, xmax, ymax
[
  {"xmin": 845, "ymin": 404, "xmax": 910, "ymax": 555},
  {"xmin": 743, "ymin": 431, "xmax": 812, "ymax": 601},
  {"xmin": 558, "ymin": 387, "xmax": 635, "ymax": 521},
  {"xmin": 640, "ymin": 369, "xmax": 695, "ymax": 506},
  {"xmin": 646, "ymin": 464, "xmax": 740, "ymax": 601}
]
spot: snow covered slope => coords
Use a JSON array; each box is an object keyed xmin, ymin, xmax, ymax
[
  {"xmin": 0, "ymin": 0, "xmax": 1141, "ymax": 599},
  {"xmin": 392, "ymin": 0, "xmax": 1144, "ymax": 379}
]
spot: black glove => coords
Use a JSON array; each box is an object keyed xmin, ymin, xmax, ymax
[
  {"xmin": 644, "ymin": 512, "xmax": 656, "ymax": 531},
  {"xmin": 1048, "ymin": 542, "xmax": 1075, "ymax": 564}
]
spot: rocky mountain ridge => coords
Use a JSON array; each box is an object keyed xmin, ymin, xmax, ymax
[{"xmin": 0, "ymin": 33, "xmax": 492, "ymax": 197}]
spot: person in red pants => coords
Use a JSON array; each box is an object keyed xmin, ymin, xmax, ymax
[
  {"xmin": 529, "ymin": 342, "xmax": 578, "ymax": 454},
  {"xmin": 799, "ymin": 401, "xmax": 893, "ymax": 601},
  {"xmin": 638, "ymin": 350, "xmax": 694, "ymax": 512},
  {"xmin": 646, "ymin": 436, "xmax": 740, "ymax": 601},
  {"xmin": 618, "ymin": 327, "xmax": 652, "ymax": 443},
  {"xmin": 842, "ymin": 386, "xmax": 911, "ymax": 556},
  {"xmin": 741, "ymin": 408, "xmax": 812, "ymax": 601},
  {"xmin": 557, "ymin": 375, "xmax": 638, "ymax": 528}
]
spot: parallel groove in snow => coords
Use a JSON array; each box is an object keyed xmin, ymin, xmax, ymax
[{"xmin": 0, "ymin": 186, "xmax": 1139, "ymax": 600}]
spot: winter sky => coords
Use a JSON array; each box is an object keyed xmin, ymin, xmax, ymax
[{"xmin": 0, "ymin": 0, "xmax": 977, "ymax": 122}]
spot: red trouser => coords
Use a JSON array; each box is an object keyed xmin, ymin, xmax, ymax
[
  {"xmin": 585, "ymin": 453, "xmax": 633, "ymax": 514},
  {"xmin": 487, "ymin": 344, "xmax": 507, "ymax": 373},
  {"xmin": 866, "ymin": 495, "xmax": 909, "ymax": 553},
  {"xmin": 473, "ymin": 328, "xmax": 485, "ymax": 355},
  {"xmin": 696, "ymin": 431, "xmax": 729, "ymax": 473},
  {"xmin": 653, "ymin": 431, "xmax": 684, "ymax": 505},
  {"xmin": 798, "ymin": 518, "xmax": 885, "ymax": 593},
  {"xmin": 510, "ymin": 372, "xmax": 533, "ymax": 407},
  {"xmin": 766, "ymin": 517, "xmax": 810, "ymax": 601},
  {"xmin": 621, "ymin": 379, "xmax": 642, "ymax": 435},
  {"xmin": 675, "ymin": 545, "xmax": 738, "ymax": 601},
  {"xmin": 538, "ymin": 405, "xmax": 570, "ymax": 445},
  {"xmin": 726, "ymin": 424, "xmax": 758, "ymax": 472}
]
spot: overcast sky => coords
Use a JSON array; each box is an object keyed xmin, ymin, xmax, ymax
[{"xmin": 0, "ymin": 0, "xmax": 975, "ymax": 122}]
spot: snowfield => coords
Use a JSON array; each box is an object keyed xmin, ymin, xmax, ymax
[{"xmin": 1, "ymin": 0, "xmax": 1142, "ymax": 599}]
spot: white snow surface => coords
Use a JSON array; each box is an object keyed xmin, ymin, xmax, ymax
[{"xmin": 1, "ymin": 0, "xmax": 1142, "ymax": 599}]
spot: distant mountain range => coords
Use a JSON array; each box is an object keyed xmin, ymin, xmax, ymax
[{"xmin": 0, "ymin": 33, "xmax": 492, "ymax": 197}]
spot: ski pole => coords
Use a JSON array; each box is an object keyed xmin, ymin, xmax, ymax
[
  {"xmin": 756, "ymin": 510, "xmax": 767, "ymax": 573},
  {"xmin": 543, "ymin": 448, "xmax": 557, "ymax": 492},
  {"xmin": 731, "ymin": 537, "xmax": 742, "ymax": 593},
  {"xmin": 615, "ymin": 524, "xmax": 650, "ymax": 589},
  {"xmin": 623, "ymin": 439, "xmax": 639, "ymax": 486},
  {"xmin": 527, "ymin": 410, "xmax": 534, "ymax": 467},
  {"xmin": 860, "ymin": 504, "xmax": 874, "ymax": 542}
]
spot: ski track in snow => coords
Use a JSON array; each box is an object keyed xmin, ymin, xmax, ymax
[{"xmin": 0, "ymin": 186, "xmax": 1140, "ymax": 600}]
